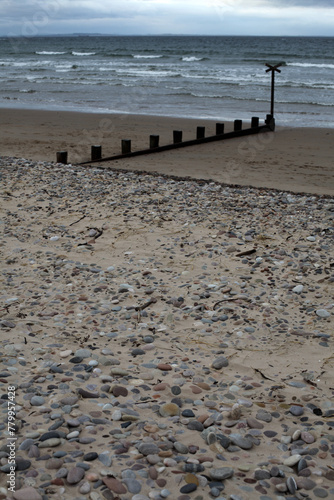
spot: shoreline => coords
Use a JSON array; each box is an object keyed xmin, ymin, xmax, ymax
[{"xmin": 1, "ymin": 107, "xmax": 333, "ymax": 196}]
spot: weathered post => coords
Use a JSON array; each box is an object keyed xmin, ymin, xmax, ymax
[
  {"xmin": 56, "ymin": 151, "xmax": 67, "ymax": 164},
  {"xmin": 265, "ymin": 62, "xmax": 283, "ymax": 117},
  {"xmin": 122, "ymin": 139, "xmax": 131, "ymax": 154},
  {"xmin": 91, "ymin": 145, "xmax": 102, "ymax": 160},
  {"xmin": 173, "ymin": 130, "xmax": 183, "ymax": 144},
  {"xmin": 234, "ymin": 120, "xmax": 242, "ymax": 131},
  {"xmin": 216, "ymin": 123, "xmax": 225, "ymax": 135},
  {"xmin": 265, "ymin": 114, "xmax": 275, "ymax": 131},
  {"xmin": 251, "ymin": 117, "xmax": 259, "ymax": 128},
  {"xmin": 150, "ymin": 135, "xmax": 160, "ymax": 149},
  {"xmin": 196, "ymin": 126, "xmax": 205, "ymax": 139}
]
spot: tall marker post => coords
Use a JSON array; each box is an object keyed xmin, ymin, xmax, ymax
[{"xmin": 265, "ymin": 62, "xmax": 283, "ymax": 117}]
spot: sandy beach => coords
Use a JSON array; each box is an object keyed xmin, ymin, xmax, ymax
[
  {"xmin": 0, "ymin": 108, "xmax": 333, "ymax": 195},
  {"xmin": 0, "ymin": 108, "xmax": 333, "ymax": 500}
]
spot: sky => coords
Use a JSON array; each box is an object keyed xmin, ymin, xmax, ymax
[{"xmin": 1, "ymin": 0, "xmax": 334, "ymax": 37}]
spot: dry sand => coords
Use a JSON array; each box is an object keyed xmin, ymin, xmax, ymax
[
  {"xmin": 0, "ymin": 109, "xmax": 333, "ymax": 500},
  {"xmin": 0, "ymin": 108, "xmax": 333, "ymax": 195}
]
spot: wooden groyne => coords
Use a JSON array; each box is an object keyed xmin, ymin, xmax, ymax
[{"xmin": 56, "ymin": 115, "xmax": 275, "ymax": 165}]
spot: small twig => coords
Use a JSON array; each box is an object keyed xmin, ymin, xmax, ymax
[
  {"xmin": 213, "ymin": 297, "xmax": 251, "ymax": 310},
  {"xmin": 135, "ymin": 298, "xmax": 157, "ymax": 312},
  {"xmin": 235, "ymin": 248, "xmax": 256, "ymax": 257},
  {"xmin": 69, "ymin": 215, "xmax": 86, "ymax": 227},
  {"xmin": 254, "ymin": 368, "xmax": 275, "ymax": 381}
]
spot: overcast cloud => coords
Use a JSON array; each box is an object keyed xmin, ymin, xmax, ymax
[{"xmin": 0, "ymin": 0, "xmax": 333, "ymax": 36}]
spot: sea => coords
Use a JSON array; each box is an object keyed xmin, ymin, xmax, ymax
[{"xmin": 0, "ymin": 35, "xmax": 333, "ymax": 128}]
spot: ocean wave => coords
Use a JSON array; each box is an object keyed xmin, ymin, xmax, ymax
[
  {"xmin": 36, "ymin": 51, "xmax": 66, "ymax": 55},
  {"xmin": 132, "ymin": 54, "xmax": 163, "ymax": 59},
  {"xmin": 72, "ymin": 51, "xmax": 96, "ymax": 56},
  {"xmin": 182, "ymin": 56, "xmax": 204, "ymax": 62},
  {"xmin": 287, "ymin": 62, "xmax": 334, "ymax": 69}
]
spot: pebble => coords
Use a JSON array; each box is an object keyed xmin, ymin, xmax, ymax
[
  {"xmin": 159, "ymin": 403, "xmax": 180, "ymax": 417},
  {"xmin": 211, "ymin": 356, "xmax": 229, "ymax": 370},
  {"xmin": 12, "ymin": 487, "xmax": 43, "ymax": 500},
  {"xmin": 316, "ymin": 309, "xmax": 331, "ymax": 318},
  {"xmin": 210, "ymin": 468, "xmax": 234, "ymax": 480},
  {"xmin": 283, "ymin": 454, "xmax": 302, "ymax": 467},
  {"xmin": 0, "ymin": 157, "xmax": 332, "ymax": 500},
  {"xmin": 229, "ymin": 433, "xmax": 254, "ymax": 450}
]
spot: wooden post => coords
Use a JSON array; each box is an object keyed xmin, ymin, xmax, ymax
[
  {"xmin": 265, "ymin": 114, "xmax": 275, "ymax": 131},
  {"xmin": 91, "ymin": 145, "xmax": 102, "ymax": 160},
  {"xmin": 234, "ymin": 120, "xmax": 242, "ymax": 131},
  {"xmin": 216, "ymin": 123, "xmax": 224, "ymax": 135},
  {"xmin": 56, "ymin": 151, "xmax": 67, "ymax": 164},
  {"xmin": 173, "ymin": 130, "xmax": 182, "ymax": 144},
  {"xmin": 251, "ymin": 117, "xmax": 259, "ymax": 128},
  {"xmin": 150, "ymin": 135, "xmax": 159, "ymax": 149},
  {"xmin": 196, "ymin": 126, "xmax": 205, "ymax": 139},
  {"xmin": 265, "ymin": 63, "xmax": 283, "ymax": 117},
  {"xmin": 122, "ymin": 139, "xmax": 131, "ymax": 154}
]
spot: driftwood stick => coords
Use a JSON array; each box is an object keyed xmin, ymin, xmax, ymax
[
  {"xmin": 69, "ymin": 215, "xmax": 86, "ymax": 227},
  {"xmin": 135, "ymin": 298, "xmax": 157, "ymax": 312}
]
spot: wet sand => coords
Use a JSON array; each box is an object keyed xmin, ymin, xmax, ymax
[{"xmin": 0, "ymin": 108, "xmax": 333, "ymax": 195}]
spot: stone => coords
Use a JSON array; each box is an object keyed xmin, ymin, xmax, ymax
[
  {"xmin": 210, "ymin": 467, "xmax": 234, "ymax": 480},
  {"xmin": 67, "ymin": 466, "xmax": 85, "ymax": 484},
  {"xmin": 38, "ymin": 438, "xmax": 61, "ymax": 448},
  {"xmin": 211, "ymin": 356, "xmax": 229, "ymax": 370},
  {"xmin": 16, "ymin": 459, "xmax": 31, "ymax": 471},
  {"xmin": 296, "ymin": 477, "xmax": 316, "ymax": 490},
  {"xmin": 287, "ymin": 476, "xmax": 297, "ymax": 494},
  {"xmin": 78, "ymin": 388, "xmax": 100, "ymax": 398},
  {"xmin": 254, "ymin": 469, "xmax": 271, "ymax": 480},
  {"xmin": 138, "ymin": 443, "xmax": 160, "ymax": 456},
  {"xmin": 79, "ymin": 482, "xmax": 91, "ymax": 494},
  {"xmin": 301, "ymin": 431, "xmax": 315, "ymax": 444},
  {"xmin": 112, "ymin": 385, "xmax": 128, "ymax": 397},
  {"xmin": 313, "ymin": 487, "xmax": 329, "ymax": 498},
  {"xmin": 174, "ymin": 442, "xmax": 189, "ymax": 454},
  {"xmin": 229, "ymin": 433, "xmax": 253, "ymax": 450},
  {"xmin": 45, "ymin": 458, "xmax": 63, "ymax": 469},
  {"xmin": 123, "ymin": 478, "xmax": 142, "ymax": 494},
  {"xmin": 102, "ymin": 477, "xmax": 127, "ymax": 494},
  {"xmin": 256, "ymin": 410, "xmax": 272, "ymax": 423},
  {"xmin": 316, "ymin": 309, "xmax": 330, "ymax": 318},
  {"xmin": 247, "ymin": 417, "xmax": 264, "ymax": 429},
  {"xmin": 13, "ymin": 487, "xmax": 43, "ymax": 500},
  {"xmin": 83, "ymin": 452, "xmax": 98, "ymax": 461},
  {"xmin": 289, "ymin": 405, "xmax": 304, "ymax": 416},
  {"xmin": 159, "ymin": 403, "xmax": 180, "ymax": 417},
  {"xmin": 283, "ymin": 454, "xmax": 301, "ymax": 467},
  {"xmin": 30, "ymin": 396, "xmax": 45, "ymax": 406},
  {"xmin": 180, "ymin": 483, "xmax": 198, "ymax": 493}
]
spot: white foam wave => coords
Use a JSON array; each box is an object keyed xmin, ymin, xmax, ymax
[
  {"xmin": 182, "ymin": 56, "xmax": 203, "ymax": 62},
  {"xmin": 133, "ymin": 54, "xmax": 163, "ymax": 59},
  {"xmin": 36, "ymin": 51, "xmax": 66, "ymax": 55},
  {"xmin": 288, "ymin": 62, "xmax": 334, "ymax": 70},
  {"xmin": 72, "ymin": 51, "xmax": 96, "ymax": 56}
]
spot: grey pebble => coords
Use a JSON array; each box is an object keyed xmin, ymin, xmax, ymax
[
  {"xmin": 138, "ymin": 443, "xmax": 160, "ymax": 456},
  {"xmin": 211, "ymin": 356, "xmax": 229, "ymax": 370},
  {"xmin": 289, "ymin": 405, "xmax": 304, "ymax": 416},
  {"xmin": 229, "ymin": 433, "xmax": 254, "ymax": 450},
  {"xmin": 30, "ymin": 395, "xmax": 45, "ymax": 406},
  {"xmin": 210, "ymin": 467, "xmax": 234, "ymax": 480},
  {"xmin": 67, "ymin": 465, "xmax": 85, "ymax": 484}
]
